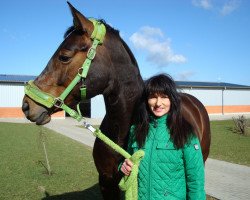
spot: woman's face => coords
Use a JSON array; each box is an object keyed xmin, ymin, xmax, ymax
[{"xmin": 148, "ymin": 93, "xmax": 171, "ymax": 117}]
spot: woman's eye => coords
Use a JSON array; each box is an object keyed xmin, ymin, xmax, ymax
[
  {"xmin": 58, "ymin": 55, "xmax": 71, "ymax": 63},
  {"xmin": 161, "ymin": 95, "xmax": 169, "ymax": 99},
  {"xmin": 148, "ymin": 94, "xmax": 157, "ymax": 99}
]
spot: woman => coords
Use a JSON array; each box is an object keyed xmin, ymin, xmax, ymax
[{"xmin": 120, "ymin": 74, "xmax": 205, "ymax": 199}]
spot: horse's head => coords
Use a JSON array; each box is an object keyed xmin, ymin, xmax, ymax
[
  {"xmin": 22, "ymin": 2, "xmax": 143, "ymax": 126},
  {"xmin": 22, "ymin": 3, "xmax": 114, "ymax": 125}
]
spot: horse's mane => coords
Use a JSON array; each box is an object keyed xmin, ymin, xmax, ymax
[{"xmin": 64, "ymin": 19, "xmax": 139, "ymax": 68}]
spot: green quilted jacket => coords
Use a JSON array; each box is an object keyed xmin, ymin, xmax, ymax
[{"xmin": 127, "ymin": 114, "xmax": 206, "ymax": 200}]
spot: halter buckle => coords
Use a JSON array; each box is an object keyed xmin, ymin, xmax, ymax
[
  {"xmin": 53, "ymin": 97, "xmax": 64, "ymax": 108},
  {"xmin": 87, "ymin": 47, "xmax": 96, "ymax": 60}
]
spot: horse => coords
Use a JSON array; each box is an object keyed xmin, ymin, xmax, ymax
[{"xmin": 22, "ymin": 2, "xmax": 210, "ymax": 199}]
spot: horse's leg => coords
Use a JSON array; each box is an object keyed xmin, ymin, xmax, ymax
[
  {"xmin": 93, "ymin": 139, "xmax": 122, "ymax": 200},
  {"xmin": 99, "ymin": 173, "xmax": 121, "ymax": 200}
]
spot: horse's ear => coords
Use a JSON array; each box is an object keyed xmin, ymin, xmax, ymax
[{"xmin": 67, "ymin": 2, "xmax": 93, "ymax": 34}]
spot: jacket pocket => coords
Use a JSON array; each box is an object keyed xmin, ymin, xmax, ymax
[
  {"xmin": 162, "ymin": 189, "xmax": 185, "ymax": 200},
  {"xmin": 156, "ymin": 142, "xmax": 183, "ymax": 164},
  {"xmin": 157, "ymin": 141, "xmax": 176, "ymax": 149}
]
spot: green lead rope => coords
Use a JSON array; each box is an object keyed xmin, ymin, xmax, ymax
[
  {"xmin": 118, "ymin": 150, "xmax": 145, "ymax": 200},
  {"xmin": 84, "ymin": 123, "xmax": 144, "ymax": 200}
]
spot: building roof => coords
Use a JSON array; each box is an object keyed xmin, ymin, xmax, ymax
[
  {"xmin": 1, "ymin": 74, "xmax": 250, "ymax": 89},
  {"xmin": 176, "ymin": 81, "xmax": 250, "ymax": 89},
  {"xmin": 0, "ymin": 74, "xmax": 36, "ymax": 83}
]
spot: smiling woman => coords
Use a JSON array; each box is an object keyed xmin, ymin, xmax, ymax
[{"xmin": 120, "ymin": 74, "xmax": 206, "ymax": 200}]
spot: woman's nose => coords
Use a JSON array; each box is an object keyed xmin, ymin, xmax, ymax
[{"xmin": 156, "ymin": 97, "xmax": 162, "ymax": 106}]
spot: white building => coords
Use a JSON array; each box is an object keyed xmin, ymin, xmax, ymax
[
  {"xmin": 1, "ymin": 74, "xmax": 250, "ymax": 119},
  {"xmin": 177, "ymin": 81, "xmax": 250, "ymax": 116}
]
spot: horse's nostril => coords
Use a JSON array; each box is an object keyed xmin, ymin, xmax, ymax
[{"xmin": 22, "ymin": 102, "xmax": 29, "ymax": 115}]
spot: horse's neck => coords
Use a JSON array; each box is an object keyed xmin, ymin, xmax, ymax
[
  {"xmin": 101, "ymin": 75, "xmax": 143, "ymax": 145},
  {"xmin": 102, "ymin": 89, "xmax": 133, "ymax": 138},
  {"xmin": 99, "ymin": 37, "xmax": 144, "ymax": 144}
]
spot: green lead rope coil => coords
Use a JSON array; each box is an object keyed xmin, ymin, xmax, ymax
[
  {"xmin": 118, "ymin": 150, "xmax": 145, "ymax": 200},
  {"xmin": 83, "ymin": 122, "xmax": 144, "ymax": 200}
]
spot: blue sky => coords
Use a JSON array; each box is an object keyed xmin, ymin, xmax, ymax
[{"xmin": 1, "ymin": 0, "xmax": 250, "ymax": 85}]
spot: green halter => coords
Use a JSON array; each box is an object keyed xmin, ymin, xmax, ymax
[{"xmin": 24, "ymin": 19, "xmax": 106, "ymax": 121}]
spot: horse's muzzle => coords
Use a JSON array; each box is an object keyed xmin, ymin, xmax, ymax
[{"xmin": 22, "ymin": 96, "xmax": 51, "ymax": 125}]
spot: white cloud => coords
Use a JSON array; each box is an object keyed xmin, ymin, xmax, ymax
[
  {"xmin": 192, "ymin": 0, "xmax": 213, "ymax": 10},
  {"xmin": 220, "ymin": 0, "xmax": 240, "ymax": 16},
  {"xmin": 2, "ymin": 28, "xmax": 17, "ymax": 41},
  {"xmin": 191, "ymin": 0, "xmax": 241, "ymax": 16},
  {"xmin": 2, "ymin": 27, "xmax": 30, "ymax": 41},
  {"xmin": 129, "ymin": 26, "xmax": 187, "ymax": 67},
  {"xmin": 177, "ymin": 71, "xmax": 195, "ymax": 81}
]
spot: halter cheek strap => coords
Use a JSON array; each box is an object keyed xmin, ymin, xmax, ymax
[
  {"xmin": 24, "ymin": 19, "xmax": 106, "ymax": 121},
  {"xmin": 80, "ymin": 18, "xmax": 106, "ymax": 99}
]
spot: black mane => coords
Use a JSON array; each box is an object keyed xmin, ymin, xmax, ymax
[
  {"xmin": 64, "ymin": 19, "xmax": 119, "ymax": 39},
  {"xmin": 100, "ymin": 19, "xmax": 138, "ymax": 67},
  {"xmin": 64, "ymin": 26, "xmax": 75, "ymax": 38},
  {"xmin": 64, "ymin": 19, "xmax": 138, "ymax": 67}
]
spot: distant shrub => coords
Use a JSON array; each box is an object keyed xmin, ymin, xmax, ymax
[{"xmin": 232, "ymin": 115, "xmax": 248, "ymax": 135}]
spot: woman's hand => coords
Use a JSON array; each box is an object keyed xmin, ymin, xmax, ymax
[{"xmin": 121, "ymin": 159, "xmax": 133, "ymax": 176}]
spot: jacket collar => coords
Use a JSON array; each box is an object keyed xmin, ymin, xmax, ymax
[{"xmin": 149, "ymin": 114, "xmax": 168, "ymax": 125}]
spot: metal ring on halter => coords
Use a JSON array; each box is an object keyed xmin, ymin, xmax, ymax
[
  {"xmin": 53, "ymin": 97, "xmax": 64, "ymax": 108},
  {"xmin": 78, "ymin": 68, "xmax": 83, "ymax": 76}
]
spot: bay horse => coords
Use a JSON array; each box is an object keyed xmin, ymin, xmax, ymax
[{"xmin": 22, "ymin": 2, "xmax": 210, "ymax": 199}]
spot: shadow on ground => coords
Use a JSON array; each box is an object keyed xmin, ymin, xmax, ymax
[
  {"xmin": 41, "ymin": 183, "xmax": 217, "ymax": 200},
  {"xmin": 42, "ymin": 184, "xmax": 102, "ymax": 200}
]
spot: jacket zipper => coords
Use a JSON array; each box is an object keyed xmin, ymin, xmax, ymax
[{"xmin": 148, "ymin": 119, "xmax": 158, "ymax": 199}]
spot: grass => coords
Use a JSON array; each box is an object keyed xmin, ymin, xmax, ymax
[
  {"xmin": 0, "ymin": 119, "xmax": 249, "ymax": 199},
  {"xmin": 209, "ymin": 120, "xmax": 250, "ymax": 166},
  {"xmin": 0, "ymin": 122, "xmax": 101, "ymax": 200}
]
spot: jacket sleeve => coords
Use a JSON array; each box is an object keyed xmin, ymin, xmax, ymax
[{"xmin": 183, "ymin": 136, "xmax": 206, "ymax": 200}]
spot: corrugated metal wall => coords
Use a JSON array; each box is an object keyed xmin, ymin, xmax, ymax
[
  {"xmin": 180, "ymin": 89, "xmax": 222, "ymax": 106},
  {"xmin": 1, "ymin": 83, "xmax": 250, "ymax": 118},
  {"xmin": 0, "ymin": 83, "xmax": 24, "ymax": 107},
  {"xmin": 180, "ymin": 88, "xmax": 250, "ymax": 106},
  {"xmin": 91, "ymin": 95, "xmax": 106, "ymax": 118},
  {"xmin": 224, "ymin": 90, "xmax": 250, "ymax": 105}
]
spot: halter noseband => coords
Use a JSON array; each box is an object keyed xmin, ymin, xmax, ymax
[{"xmin": 24, "ymin": 19, "xmax": 106, "ymax": 121}]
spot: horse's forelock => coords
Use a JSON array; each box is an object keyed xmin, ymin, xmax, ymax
[
  {"xmin": 64, "ymin": 19, "xmax": 120, "ymax": 40},
  {"xmin": 64, "ymin": 26, "xmax": 75, "ymax": 38},
  {"xmin": 64, "ymin": 26, "xmax": 87, "ymax": 39}
]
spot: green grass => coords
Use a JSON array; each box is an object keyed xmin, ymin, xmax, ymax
[
  {"xmin": 0, "ymin": 120, "xmax": 249, "ymax": 200},
  {"xmin": 0, "ymin": 122, "xmax": 101, "ymax": 200},
  {"xmin": 209, "ymin": 120, "xmax": 250, "ymax": 166}
]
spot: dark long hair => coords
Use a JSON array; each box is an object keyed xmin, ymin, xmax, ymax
[{"xmin": 132, "ymin": 73, "xmax": 194, "ymax": 149}]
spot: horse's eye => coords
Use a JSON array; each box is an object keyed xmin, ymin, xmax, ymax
[{"xmin": 58, "ymin": 55, "xmax": 71, "ymax": 63}]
